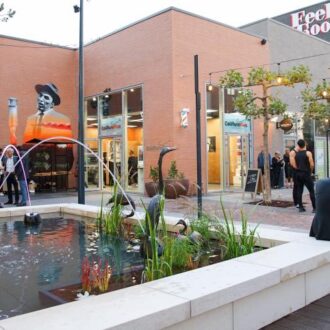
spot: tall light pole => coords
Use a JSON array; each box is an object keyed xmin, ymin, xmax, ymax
[
  {"xmin": 194, "ymin": 55, "xmax": 202, "ymax": 217},
  {"xmin": 74, "ymin": 1, "xmax": 85, "ymax": 204}
]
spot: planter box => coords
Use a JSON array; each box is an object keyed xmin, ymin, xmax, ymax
[
  {"xmin": 2, "ymin": 205, "xmax": 330, "ymax": 330},
  {"xmin": 145, "ymin": 179, "xmax": 190, "ymax": 199}
]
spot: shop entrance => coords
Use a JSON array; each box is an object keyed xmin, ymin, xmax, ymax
[
  {"xmin": 101, "ymin": 138, "xmax": 122, "ymax": 188},
  {"xmin": 225, "ymin": 134, "xmax": 250, "ymax": 189}
]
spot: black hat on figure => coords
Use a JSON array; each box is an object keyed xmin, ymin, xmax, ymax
[{"xmin": 35, "ymin": 83, "xmax": 61, "ymax": 106}]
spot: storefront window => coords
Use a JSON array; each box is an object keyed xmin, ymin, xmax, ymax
[
  {"xmin": 206, "ymin": 86, "xmax": 252, "ymax": 192},
  {"xmin": 84, "ymin": 86, "xmax": 144, "ymax": 192},
  {"xmin": 206, "ymin": 86, "xmax": 220, "ymax": 190},
  {"xmin": 84, "ymin": 140, "xmax": 99, "ymax": 189},
  {"xmin": 126, "ymin": 87, "xmax": 143, "ymax": 193},
  {"xmin": 315, "ymin": 119, "xmax": 330, "ymax": 137},
  {"xmin": 206, "ymin": 85, "xmax": 219, "ymax": 111},
  {"xmin": 85, "ymin": 98, "xmax": 98, "ymax": 139},
  {"xmin": 84, "ymin": 98, "xmax": 99, "ymax": 189}
]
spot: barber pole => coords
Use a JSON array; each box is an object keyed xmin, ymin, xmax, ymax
[{"xmin": 180, "ymin": 108, "xmax": 190, "ymax": 128}]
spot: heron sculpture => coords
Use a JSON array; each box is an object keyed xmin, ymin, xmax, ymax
[
  {"xmin": 175, "ymin": 219, "xmax": 203, "ymax": 244},
  {"xmin": 107, "ymin": 192, "xmax": 136, "ymax": 218},
  {"xmin": 141, "ymin": 146, "xmax": 176, "ymax": 258}
]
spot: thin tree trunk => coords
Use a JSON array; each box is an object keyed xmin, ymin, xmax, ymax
[{"xmin": 262, "ymin": 85, "xmax": 271, "ymax": 203}]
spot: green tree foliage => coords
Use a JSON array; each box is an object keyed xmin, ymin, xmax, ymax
[
  {"xmin": 302, "ymin": 80, "xmax": 330, "ymax": 120},
  {"xmin": 0, "ymin": 3, "xmax": 16, "ymax": 22},
  {"xmin": 219, "ymin": 65, "xmax": 311, "ymax": 202}
]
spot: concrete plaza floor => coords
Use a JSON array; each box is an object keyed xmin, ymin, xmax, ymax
[{"xmin": 2, "ymin": 186, "xmax": 315, "ymax": 233}]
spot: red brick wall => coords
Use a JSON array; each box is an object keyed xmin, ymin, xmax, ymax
[
  {"xmin": 0, "ymin": 8, "xmax": 270, "ymax": 191},
  {"xmin": 84, "ymin": 9, "xmax": 270, "ymax": 189},
  {"xmin": 84, "ymin": 11, "xmax": 175, "ymax": 180},
  {"xmin": 0, "ymin": 37, "xmax": 77, "ymax": 146}
]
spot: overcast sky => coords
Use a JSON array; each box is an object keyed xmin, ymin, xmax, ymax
[{"xmin": 0, "ymin": 0, "xmax": 324, "ymax": 46}]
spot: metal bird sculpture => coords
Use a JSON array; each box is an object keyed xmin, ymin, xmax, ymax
[
  {"xmin": 145, "ymin": 146, "xmax": 176, "ymax": 236},
  {"xmin": 141, "ymin": 146, "xmax": 176, "ymax": 258},
  {"xmin": 175, "ymin": 219, "xmax": 203, "ymax": 244},
  {"xmin": 107, "ymin": 192, "xmax": 136, "ymax": 218}
]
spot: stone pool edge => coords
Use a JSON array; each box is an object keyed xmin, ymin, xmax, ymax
[{"xmin": 0, "ymin": 203, "xmax": 329, "ymax": 330}]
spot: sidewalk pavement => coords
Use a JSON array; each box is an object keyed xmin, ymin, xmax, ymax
[{"xmin": 1, "ymin": 186, "xmax": 314, "ymax": 233}]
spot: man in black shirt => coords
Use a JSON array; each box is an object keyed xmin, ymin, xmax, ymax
[{"xmin": 290, "ymin": 139, "xmax": 315, "ymax": 213}]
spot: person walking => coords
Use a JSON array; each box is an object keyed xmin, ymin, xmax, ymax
[
  {"xmin": 15, "ymin": 146, "xmax": 29, "ymax": 206},
  {"xmin": 291, "ymin": 139, "xmax": 316, "ymax": 213},
  {"xmin": 2, "ymin": 147, "xmax": 19, "ymax": 205}
]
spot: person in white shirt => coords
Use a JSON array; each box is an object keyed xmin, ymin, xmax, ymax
[{"xmin": 2, "ymin": 148, "xmax": 19, "ymax": 205}]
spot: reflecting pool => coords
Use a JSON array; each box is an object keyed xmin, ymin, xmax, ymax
[{"xmin": 0, "ymin": 217, "xmax": 143, "ymax": 319}]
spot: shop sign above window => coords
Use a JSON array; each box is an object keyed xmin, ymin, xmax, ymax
[
  {"xmin": 100, "ymin": 115, "xmax": 122, "ymax": 137},
  {"xmin": 276, "ymin": 118, "xmax": 293, "ymax": 132},
  {"xmin": 224, "ymin": 113, "xmax": 251, "ymax": 134}
]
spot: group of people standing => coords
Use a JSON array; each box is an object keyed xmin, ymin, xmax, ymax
[
  {"xmin": 258, "ymin": 139, "xmax": 315, "ymax": 213},
  {"xmin": 0, "ymin": 147, "xmax": 29, "ymax": 207}
]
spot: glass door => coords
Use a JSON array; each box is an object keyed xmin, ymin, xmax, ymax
[
  {"xmin": 101, "ymin": 138, "xmax": 122, "ymax": 188},
  {"xmin": 84, "ymin": 140, "xmax": 99, "ymax": 190},
  {"xmin": 225, "ymin": 134, "xmax": 249, "ymax": 189}
]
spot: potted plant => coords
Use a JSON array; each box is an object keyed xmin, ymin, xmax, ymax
[
  {"xmin": 164, "ymin": 161, "xmax": 189, "ymax": 199},
  {"xmin": 144, "ymin": 165, "xmax": 159, "ymax": 197}
]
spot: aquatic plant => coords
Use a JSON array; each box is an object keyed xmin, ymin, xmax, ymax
[
  {"xmin": 142, "ymin": 197, "xmax": 173, "ymax": 282},
  {"xmin": 218, "ymin": 201, "xmax": 259, "ymax": 260},
  {"xmin": 81, "ymin": 257, "xmax": 92, "ymax": 293},
  {"xmin": 96, "ymin": 193, "xmax": 105, "ymax": 228},
  {"xmin": 81, "ymin": 257, "xmax": 112, "ymax": 294},
  {"xmin": 97, "ymin": 185, "xmax": 124, "ymax": 236},
  {"xmin": 190, "ymin": 213, "xmax": 213, "ymax": 248},
  {"xmin": 171, "ymin": 237, "xmax": 198, "ymax": 270},
  {"xmin": 132, "ymin": 221, "xmax": 146, "ymax": 240}
]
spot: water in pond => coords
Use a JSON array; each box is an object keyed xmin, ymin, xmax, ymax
[{"xmin": 0, "ymin": 217, "xmax": 143, "ymax": 320}]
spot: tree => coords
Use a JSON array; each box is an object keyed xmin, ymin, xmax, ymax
[
  {"xmin": 219, "ymin": 65, "xmax": 311, "ymax": 203},
  {"xmin": 302, "ymin": 80, "xmax": 330, "ymax": 120},
  {"xmin": 0, "ymin": 2, "xmax": 16, "ymax": 22}
]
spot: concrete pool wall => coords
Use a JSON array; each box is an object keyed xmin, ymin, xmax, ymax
[{"xmin": 0, "ymin": 204, "xmax": 330, "ymax": 330}]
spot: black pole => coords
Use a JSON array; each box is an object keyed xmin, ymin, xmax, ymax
[
  {"xmin": 327, "ymin": 129, "xmax": 330, "ymax": 178},
  {"xmin": 78, "ymin": 0, "xmax": 85, "ymax": 204},
  {"xmin": 194, "ymin": 55, "xmax": 202, "ymax": 217}
]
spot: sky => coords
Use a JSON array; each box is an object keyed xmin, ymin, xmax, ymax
[{"xmin": 0, "ymin": 0, "xmax": 325, "ymax": 47}]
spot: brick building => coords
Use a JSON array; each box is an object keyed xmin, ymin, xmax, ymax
[{"xmin": 0, "ymin": 7, "xmax": 273, "ymax": 193}]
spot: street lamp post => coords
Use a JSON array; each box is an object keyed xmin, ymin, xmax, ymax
[
  {"xmin": 194, "ymin": 55, "xmax": 202, "ymax": 217},
  {"xmin": 75, "ymin": 0, "xmax": 85, "ymax": 204}
]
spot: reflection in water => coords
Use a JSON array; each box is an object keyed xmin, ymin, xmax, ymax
[{"xmin": 0, "ymin": 218, "xmax": 143, "ymax": 319}]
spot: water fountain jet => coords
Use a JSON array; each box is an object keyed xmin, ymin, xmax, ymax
[{"xmin": 0, "ymin": 137, "xmax": 145, "ymax": 233}]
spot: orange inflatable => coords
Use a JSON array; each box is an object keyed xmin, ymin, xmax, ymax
[{"xmin": 23, "ymin": 83, "xmax": 73, "ymax": 143}]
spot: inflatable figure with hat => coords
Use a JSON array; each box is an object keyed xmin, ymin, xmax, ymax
[{"xmin": 23, "ymin": 83, "xmax": 73, "ymax": 143}]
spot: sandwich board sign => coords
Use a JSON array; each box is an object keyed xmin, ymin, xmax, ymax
[{"xmin": 243, "ymin": 168, "xmax": 263, "ymax": 200}]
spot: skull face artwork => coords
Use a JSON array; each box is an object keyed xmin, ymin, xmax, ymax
[{"xmin": 37, "ymin": 92, "xmax": 54, "ymax": 113}]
